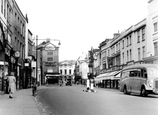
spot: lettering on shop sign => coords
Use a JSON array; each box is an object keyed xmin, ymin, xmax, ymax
[{"xmin": 45, "ymin": 62, "xmax": 57, "ymax": 66}]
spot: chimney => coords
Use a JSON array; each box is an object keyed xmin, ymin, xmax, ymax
[{"xmin": 113, "ymin": 33, "xmax": 120, "ymax": 39}]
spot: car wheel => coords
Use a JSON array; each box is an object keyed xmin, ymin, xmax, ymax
[{"xmin": 140, "ymin": 86, "xmax": 148, "ymax": 97}]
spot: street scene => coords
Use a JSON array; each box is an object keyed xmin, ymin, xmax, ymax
[{"xmin": 0, "ymin": 0, "xmax": 158, "ymax": 115}]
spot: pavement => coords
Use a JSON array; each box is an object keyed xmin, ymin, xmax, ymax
[{"xmin": 0, "ymin": 87, "xmax": 44, "ymax": 115}]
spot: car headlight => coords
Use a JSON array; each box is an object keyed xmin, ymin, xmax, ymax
[{"xmin": 148, "ymin": 80, "xmax": 153, "ymax": 87}]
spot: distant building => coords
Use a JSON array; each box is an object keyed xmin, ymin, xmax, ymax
[
  {"xmin": 38, "ymin": 41, "xmax": 60, "ymax": 84},
  {"xmin": 59, "ymin": 60, "xmax": 75, "ymax": 81}
]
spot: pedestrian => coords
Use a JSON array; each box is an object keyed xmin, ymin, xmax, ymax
[
  {"xmin": 32, "ymin": 79, "xmax": 37, "ymax": 96},
  {"xmin": 7, "ymin": 72, "xmax": 16, "ymax": 98}
]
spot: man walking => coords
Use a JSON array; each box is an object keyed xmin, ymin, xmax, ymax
[{"xmin": 7, "ymin": 72, "xmax": 16, "ymax": 98}]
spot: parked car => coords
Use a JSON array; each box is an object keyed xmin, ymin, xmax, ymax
[{"xmin": 66, "ymin": 79, "xmax": 72, "ymax": 86}]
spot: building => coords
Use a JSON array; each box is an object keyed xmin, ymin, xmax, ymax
[
  {"xmin": 0, "ymin": 0, "xmax": 28, "ymax": 92},
  {"xmin": 144, "ymin": 0, "xmax": 158, "ymax": 63},
  {"xmin": 37, "ymin": 40, "xmax": 60, "ymax": 84},
  {"xmin": 12, "ymin": 0, "xmax": 27, "ymax": 89},
  {"xmin": 96, "ymin": 18, "xmax": 147, "ymax": 89},
  {"xmin": 74, "ymin": 53, "xmax": 89, "ymax": 85},
  {"xmin": 59, "ymin": 60, "xmax": 75, "ymax": 83}
]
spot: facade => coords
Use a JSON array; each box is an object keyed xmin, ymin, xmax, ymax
[
  {"xmin": 97, "ymin": 19, "xmax": 147, "ymax": 89},
  {"xmin": 38, "ymin": 41, "xmax": 60, "ymax": 84},
  {"xmin": 12, "ymin": 0, "xmax": 27, "ymax": 89},
  {"xmin": 0, "ymin": 0, "xmax": 31, "ymax": 92},
  {"xmin": 59, "ymin": 60, "xmax": 75, "ymax": 82},
  {"xmin": 144, "ymin": 0, "xmax": 158, "ymax": 63},
  {"xmin": 74, "ymin": 54, "xmax": 89, "ymax": 84}
]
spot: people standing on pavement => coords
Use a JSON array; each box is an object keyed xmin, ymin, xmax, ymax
[{"xmin": 7, "ymin": 72, "xmax": 16, "ymax": 98}]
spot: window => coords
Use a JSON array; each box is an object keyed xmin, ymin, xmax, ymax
[
  {"xmin": 154, "ymin": 22, "xmax": 158, "ymax": 32},
  {"xmin": 127, "ymin": 50, "xmax": 129, "ymax": 62},
  {"xmin": 130, "ymin": 49, "xmax": 132, "ymax": 61},
  {"xmin": 154, "ymin": 42, "xmax": 158, "ymax": 55},
  {"xmin": 137, "ymin": 30, "xmax": 140, "ymax": 43},
  {"xmin": 122, "ymin": 40, "xmax": 124, "ymax": 49},
  {"xmin": 69, "ymin": 69, "xmax": 71, "ymax": 75},
  {"xmin": 1, "ymin": 0, "xmax": 3, "ymax": 13},
  {"xmin": 142, "ymin": 28, "xmax": 145, "ymax": 41},
  {"xmin": 122, "ymin": 53, "xmax": 124, "ymax": 64},
  {"xmin": 4, "ymin": 0, "xmax": 6, "ymax": 18},
  {"xmin": 129, "ymin": 69, "xmax": 141, "ymax": 77},
  {"xmin": 129, "ymin": 35, "xmax": 131, "ymax": 45},
  {"xmin": 142, "ymin": 46, "xmax": 145, "ymax": 58},
  {"xmin": 47, "ymin": 57, "xmax": 53, "ymax": 61},
  {"xmin": 65, "ymin": 69, "xmax": 67, "ymax": 75},
  {"xmin": 127, "ymin": 37, "xmax": 129, "ymax": 47},
  {"xmin": 138, "ymin": 48, "xmax": 141, "ymax": 61},
  {"xmin": 47, "ymin": 51, "xmax": 53, "ymax": 55},
  {"xmin": 60, "ymin": 70, "xmax": 62, "ymax": 74}
]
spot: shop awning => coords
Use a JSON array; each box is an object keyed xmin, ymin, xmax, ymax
[
  {"xmin": 114, "ymin": 72, "xmax": 121, "ymax": 80},
  {"xmin": 95, "ymin": 70, "xmax": 122, "ymax": 81},
  {"xmin": 95, "ymin": 72, "xmax": 110, "ymax": 81}
]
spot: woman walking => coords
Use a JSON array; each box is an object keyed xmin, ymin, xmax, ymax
[{"xmin": 7, "ymin": 72, "xmax": 16, "ymax": 98}]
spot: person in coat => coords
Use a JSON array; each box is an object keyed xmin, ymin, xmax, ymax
[{"xmin": 7, "ymin": 72, "xmax": 16, "ymax": 98}]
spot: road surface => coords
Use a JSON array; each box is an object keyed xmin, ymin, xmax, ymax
[{"xmin": 36, "ymin": 85, "xmax": 158, "ymax": 115}]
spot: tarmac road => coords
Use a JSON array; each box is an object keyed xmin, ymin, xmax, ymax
[{"xmin": 36, "ymin": 85, "xmax": 158, "ymax": 115}]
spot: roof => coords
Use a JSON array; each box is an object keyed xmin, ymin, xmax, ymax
[{"xmin": 59, "ymin": 60, "xmax": 76, "ymax": 66}]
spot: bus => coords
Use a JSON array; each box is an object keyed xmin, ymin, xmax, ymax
[{"xmin": 119, "ymin": 64, "xmax": 158, "ymax": 96}]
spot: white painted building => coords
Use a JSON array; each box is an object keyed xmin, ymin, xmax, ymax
[
  {"xmin": 59, "ymin": 60, "xmax": 75, "ymax": 80},
  {"xmin": 144, "ymin": 0, "xmax": 158, "ymax": 63}
]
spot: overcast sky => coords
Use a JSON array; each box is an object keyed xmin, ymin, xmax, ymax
[{"xmin": 16, "ymin": 0, "xmax": 148, "ymax": 61}]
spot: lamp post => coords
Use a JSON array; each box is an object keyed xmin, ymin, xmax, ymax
[{"xmin": 35, "ymin": 36, "xmax": 61, "ymax": 85}]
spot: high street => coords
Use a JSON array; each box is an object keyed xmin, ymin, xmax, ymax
[{"xmin": 36, "ymin": 85, "xmax": 158, "ymax": 115}]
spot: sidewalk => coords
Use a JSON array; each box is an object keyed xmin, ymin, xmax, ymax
[{"xmin": 0, "ymin": 88, "xmax": 42, "ymax": 115}]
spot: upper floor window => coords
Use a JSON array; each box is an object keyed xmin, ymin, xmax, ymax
[
  {"xmin": 154, "ymin": 22, "xmax": 158, "ymax": 33},
  {"xmin": 122, "ymin": 52, "xmax": 124, "ymax": 64},
  {"xmin": 127, "ymin": 50, "xmax": 129, "ymax": 62},
  {"xmin": 138, "ymin": 48, "xmax": 141, "ymax": 61},
  {"xmin": 129, "ymin": 35, "xmax": 131, "ymax": 45},
  {"xmin": 130, "ymin": 49, "xmax": 132, "ymax": 61},
  {"xmin": 69, "ymin": 69, "xmax": 71, "ymax": 75},
  {"xmin": 1, "ymin": 0, "xmax": 3, "ymax": 13},
  {"xmin": 122, "ymin": 40, "xmax": 124, "ymax": 49},
  {"xmin": 137, "ymin": 30, "xmax": 140, "ymax": 43},
  {"xmin": 65, "ymin": 69, "xmax": 67, "ymax": 75},
  {"xmin": 154, "ymin": 42, "xmax": 158, "ymax": 55},
  {"xmin": 142, "ymin": 46, "xmax": 145, "ymax": 58},
  {"xmin": 142, "ymin": 28, "xmax": 145, "ymax": 41},
  {"xmin": 4, "ymin": 0, "xmax": 6, "ymax": 18},
  {"xmin": 47, "ymin": 57, "xmax": 53, "ymax": 61},
  {"xmin": 127, "ymin": 37, "xmax": 129, "ymax": 47},
  {"xmin": 47, "ymin": 51, "xmax": 53, "ymax": 55},
  {"xmin": 60, "ymin": 70, "xmax": 62, "ymax": 74}
]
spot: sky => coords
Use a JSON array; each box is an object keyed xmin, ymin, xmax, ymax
[{"xmin": 16, "ymin": 0, "xmax": 148, "ymax": 62}]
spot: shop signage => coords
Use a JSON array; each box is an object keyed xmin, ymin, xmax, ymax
[
  {"xmin": 45, "ymin": 61, "xmax": 57, "ymax": 66},
  {"xmin": 45, "ymin": 44, "xmax": 56, "ymax": 51}
]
